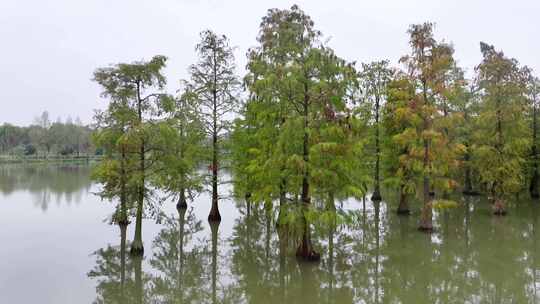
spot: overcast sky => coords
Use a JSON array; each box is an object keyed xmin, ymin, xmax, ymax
[{"xmin": 1, "ymin": 0, "xmax": 539, "ymax": 126}]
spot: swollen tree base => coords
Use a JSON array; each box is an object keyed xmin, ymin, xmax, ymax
[
  {"xmin": 492, "ymin": 199, "xmax": 507, "ymax": 216},
  {"xmin": 130, "ymin": 240, "xmax": 144, "ymax": 256},
  {"xmin": 492, "ymin": 204, "xmax": 507, "ymax": 216},
  {"xmin": 418, "ymin": 222, "xmax": 434, "ymax": 232},
  {"xmin": 176, "ymin": 200, "xmax": 188, "ymax": 210},
  {"xmin": 463, "ymin": 190, "xmax": 481, "ymax": 196},
  {"xmin": 208, "ymin": 197, "xmax": 221, "ymax": 222},
  {"xmin": 295, "ymin": 245, "xmax": 320, "ymax": 262},
  {"xmin": 117, "ymin": 219, "xmax": 130, "ymax": 227},
  {"xmin": 396, "ymin": 208, "xmax": 410, "ymax": 215},
  {"xmin": 418, "ymin": 203, "xmax": 433, "ymax": 232},
  {"xmin": 397, "ymin": 196, "xmax": 410, "ymax": 215},
  {"xmin": 371, "ymin": 190, "xmax": 382, "ymax": 202},
  {"xmin": 208, "ymin": 210, "xmax": 222, "ymax": 222}
]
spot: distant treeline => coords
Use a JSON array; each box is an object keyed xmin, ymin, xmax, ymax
[{"xmin": 0, "ymin": 111, "xmax": 96, "ymax": 157}]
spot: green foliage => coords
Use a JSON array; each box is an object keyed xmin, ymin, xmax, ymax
[{"xmin": 472, "ymin": 42, "xmax": 530, "ymax": 199}]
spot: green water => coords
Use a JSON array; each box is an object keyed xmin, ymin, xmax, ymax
[{"xmin": 0, "ymin": 164, "xmax": 539, "ymax": 303}]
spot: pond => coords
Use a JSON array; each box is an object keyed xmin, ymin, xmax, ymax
[{"xmin": 0, "ymin": 164, "xmax": 539, "ymax": 303}]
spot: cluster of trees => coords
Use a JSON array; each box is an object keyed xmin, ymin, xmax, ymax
[
  {"xmin": 0, "ymin": 111, "xmax": 94, "ymax": 157},
  {"xmin": 92, "ymin": 5, "xmax": 540, "ymax": 261}
]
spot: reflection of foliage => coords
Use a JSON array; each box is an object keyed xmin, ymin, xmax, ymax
[
  {"xmin": 149, "ymin": 208, "xmax": 207, "ymax": 303},
  {"xmin": 88, "ymin": 225, "xmax": 151, "ymax": 304},
  {"xmin": 85, "ymin": 197, "xmax": 540, "ymax": 303},
  {"xmin": 228, "ymin": 199, "xmax": 540, "ymax": 303},
  {"xmin": 0, "ymin": 164, "xmax": 92, "ymax": 210}
]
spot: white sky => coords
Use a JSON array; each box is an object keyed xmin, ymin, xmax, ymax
[{"xmin": 1, "ymin": 0, "xmax": 539, "ymax": 126}]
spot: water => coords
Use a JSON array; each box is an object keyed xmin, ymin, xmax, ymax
[{"xmin": 1, "ymin": 164, "xmax": 540, "ymax": 303}]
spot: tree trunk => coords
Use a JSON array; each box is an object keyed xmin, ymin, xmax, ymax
[
  {"xmin": 372, "ymin": 95, "xmax": 382, "ymax": 201},
  {"xmin": 397, "ymin": 183, "xmax": 410, "ymax": 215},
  {"xmin": 131, "ymin": 84, "xmax": 145, "ymax": 256},
  {"xmin": 278, "ymin": 224, "xmax": 287, "ymax": 302},
  {"xmin": 296, "ymin": 83, "xmax": 319, "ymax": 262},
  {"xmin": 208, "ymin": 52, "xmax": 221, "ymax": 222},
  {"xmin": 531, "ymin": 104, "xmax": 539, "ymax": 198},
  {"xmin": 177, "ymin": 187, "xmax": 187, "ymax": 210},
  {"xmin": 118, "ymin": 146, "xmax": 129, "ymax": 226},
  {"xmin": 419, "ymin": 80, "xmax": 433, "ymax": 232},
  {"xmin": 493, "ymin": 98, "xmax": 507, "ymax": 216},
  {"xmin": 462, "ymin": 143, "xmax": 479, "ymax": 195},
  {"xmin": 119, "ymin": 222, "xmax": 127, "ymax": 303},
  {"xmin": 277, "ymin": 178, "xmax": 286, "ymax": 227}
]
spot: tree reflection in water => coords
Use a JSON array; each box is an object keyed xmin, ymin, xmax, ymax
[
  {"xmin": 87, "ymin": 196, "xmax": 540, "ymax": 303},
  {"xmin": 0, "ymin": 164, "xmax": 92, "ymax": 210}
]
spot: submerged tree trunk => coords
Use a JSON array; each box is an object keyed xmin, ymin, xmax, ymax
[
  {"xmin": 278, "ymin": 224, "xmax": 288, "ymax": 302},
  {"xmin": 119, "ymin": 222, "xmax": 127, "ymax": 303}
]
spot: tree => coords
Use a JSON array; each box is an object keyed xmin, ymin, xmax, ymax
[
  {"xmin": 359, "ymin": 60, "xmax": 394, "ymax": 201},
  {"xmin": 239, "ymin": 5, "xmax": 363, "ymax": 261},
  {"xmin": 457, "ymin": 84, "xmax": 481, "ymax": 196},
  {"xmin": 30, "ymin": 111, "xmax": 53, "ymax": 156},
  {"xmin": 153, "ymin": 88, "xmax": 205, "ymax": 210},
  {"xmin": 525, "ymin": 71, "xmax": 540, "ymax": 198},
  {"xmin": 399, "ymin": 23, "xmax": 458, "ymax": 231},
  {"xmin": 382, "ymin": 76, "xmax": 422, "ymax": 215},
  {"xmin": 92, "ymin": 95, "xmax": 138, "ymax": 227},
  {"xmin": 93, "ymin": 55, "xmax": 169, "ymax": 255},
  {"xmin": 473, "ymin": 42, "xmax": 529, "ymax": 215},
  {"xmin": 187, "ymin": 30, "xmax": 241, "ymax": 222}
]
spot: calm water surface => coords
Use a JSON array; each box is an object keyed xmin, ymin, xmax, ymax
[{"xmin": 1, "ymin": 164, "xmax": 540, "ymax": 303}]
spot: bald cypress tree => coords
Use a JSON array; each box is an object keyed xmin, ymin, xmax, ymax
[
  {"xmin": 474, "ymin": 42, "xmax": 529, "ymax": 215},
  {"xmin": 359, "ymin": 60, "xmax": 394, "ymax": 202},
  {"xmin": 187, "ymin": 30, "xmax": 241, "ymax": 222},
  {"xmin": 93, "ymin": 55, "xmax": 169, "ymax": 255}
]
